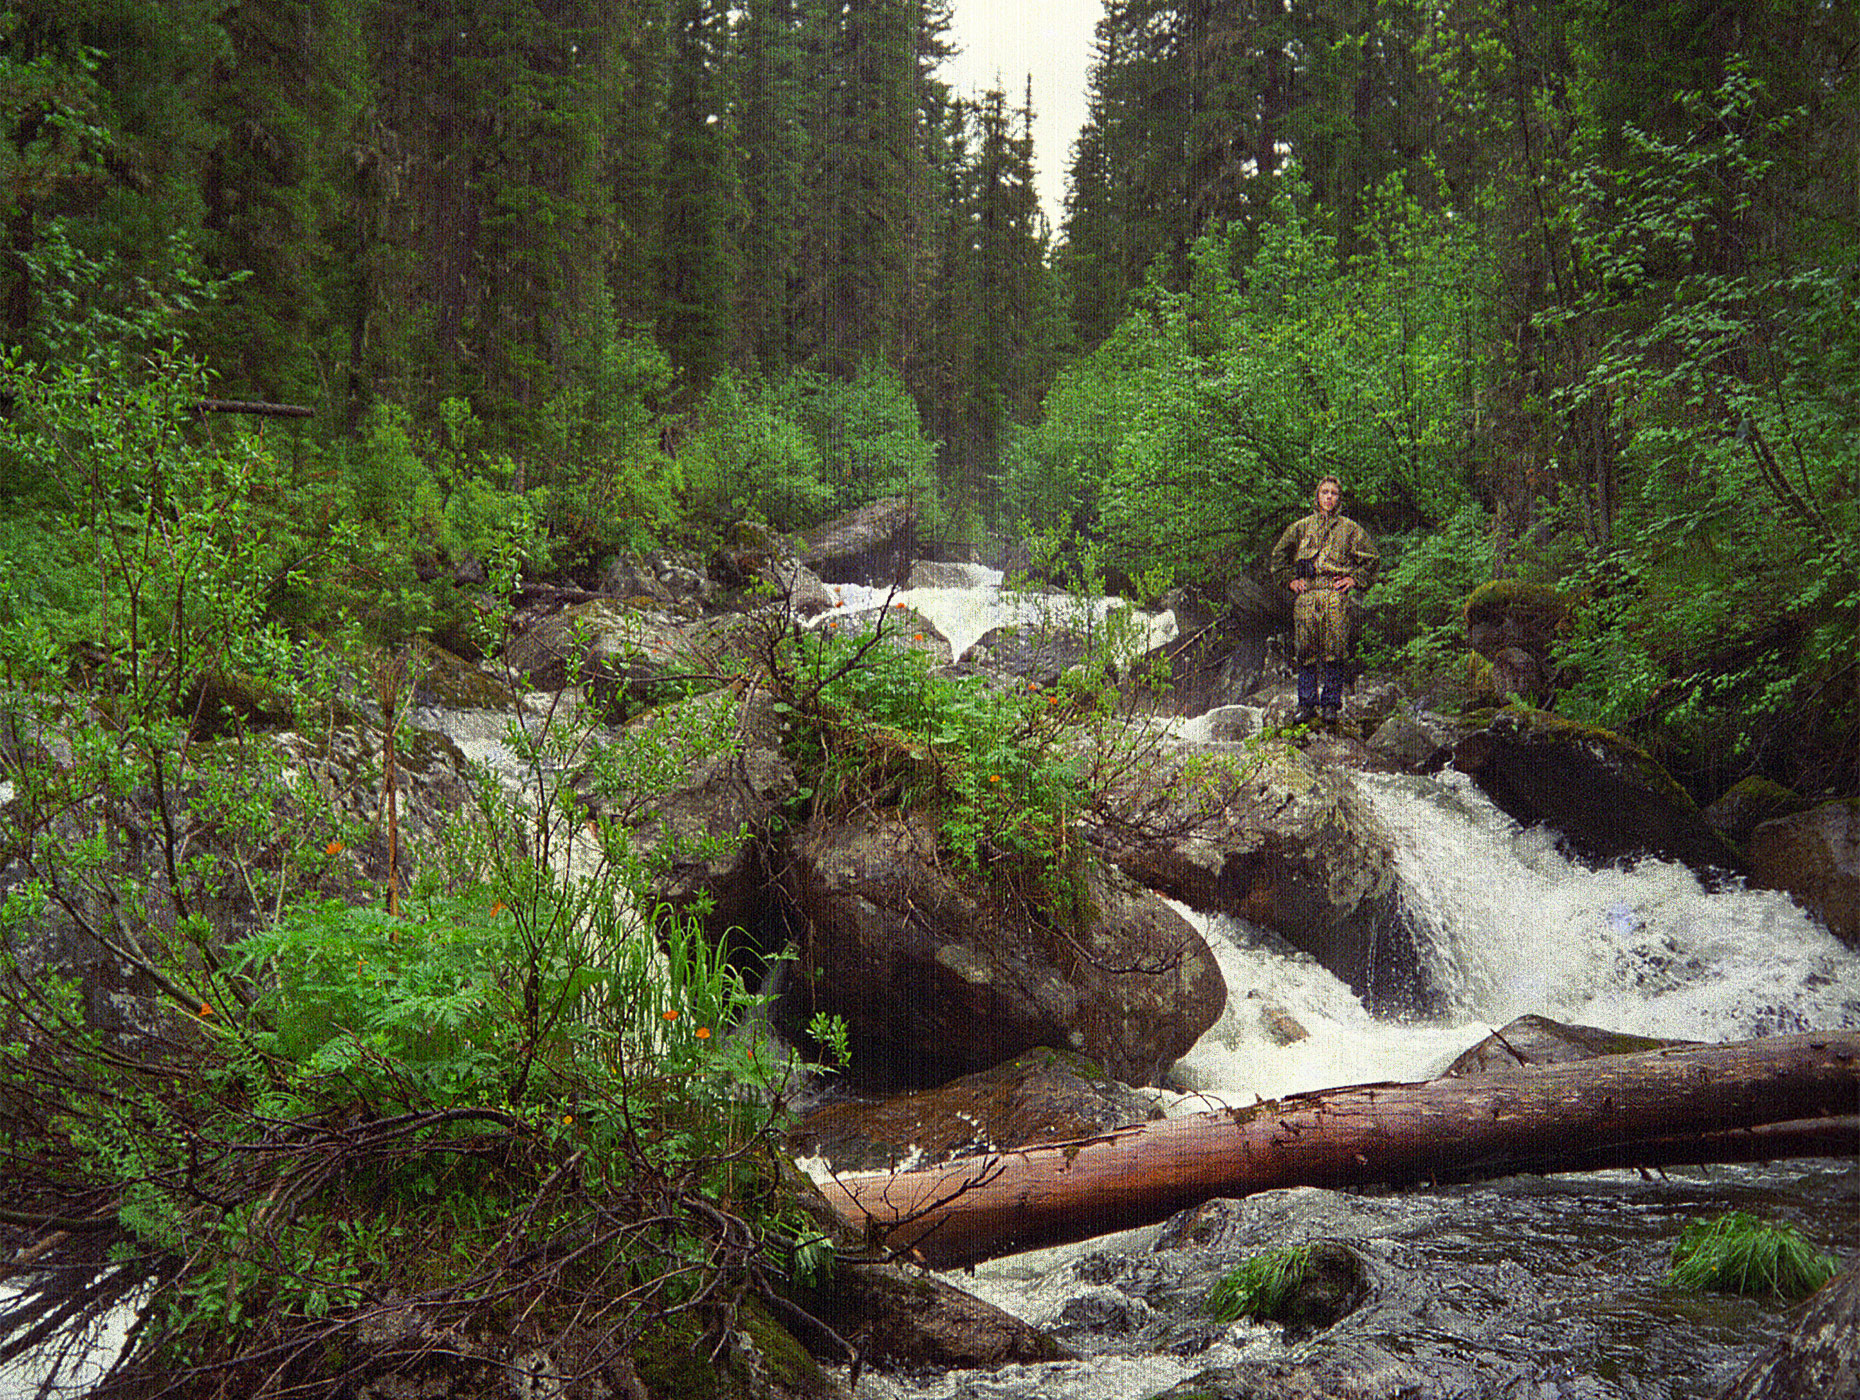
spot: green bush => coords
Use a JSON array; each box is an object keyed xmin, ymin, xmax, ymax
[{"xmin": 681, "ymin": 371, "xmax": 834, "ymax": 531}]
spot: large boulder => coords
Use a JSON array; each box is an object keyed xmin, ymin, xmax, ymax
[
  {"xmin": 798, "ymin": 496, "xmax": 917, "ymax": 585},
  {"xmin": 1091, "ymin": 740, "xmax": 1427, "ymax": 1015},
  {"xmin": 1445, "ymin": 707, "xmax": 1743, "ymax": 875},
  {"xmin": 582, "ymin": 685, "xmax": 798, "ymax": 947},
  {"xmin": 1746, "ymin": 798, "xmax": 1860, "ymax": 949},
  {"xmin": 787, "ymin": 1047, "xmax": 1160, "ymax": 1174},
  {"xmin": 1128, "ymin": 585, "xmax": 1277, "ymax": 716},
  {"xmin": 502, "ymin": 598, "xmax": 692, "ymax": 718},
  {"xmin": 778, "ymin": 808, "xmax": 1226, "ymax": 1090}
]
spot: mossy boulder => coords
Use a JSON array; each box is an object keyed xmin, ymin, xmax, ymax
[
  {"xmin": 1461, "ymin": 580, "xmax": 1572, "ymax": 706},
  {"xmin": 779, "ymin": 807, "xmax": 1226, "ymax": 1090},
  {"xmin": 1448, "ymin": 707, "xmax": 1743, "ymax": 875},
  {"xmin": 1702, "ymin": 776, "xmax": 1815, "ymax": 845}
]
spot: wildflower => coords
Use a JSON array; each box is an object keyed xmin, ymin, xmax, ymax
[
  {"xmin": 325, "ymin": 839, "xmax": 345, "ymax": 856},
  {"xmin": 490, "ymin": 900, "xmax": 506, "ymax": 917},
  {"xmin": 663, "ymin": 1009, "xmax": 679, "ymax": 1022},
  {"xmin": 989, "ymin": 774, "xmax": 1002, "ymax": 783},
  {"xmin": 913, "ymin": 633, "xmax": 925, "ymax": 642},
  {"xmin": 893, "ymin": 600, "xmax": 906, "ymax": 609},
  {"xmin": 695, "ymin": 1026, "xmax": 712, "ymax": 1040},
  {"xmin": 561, "ymin": 1114, "xmax": 574, "ymax": 1126},
  {"xmin": 198, "ymin": 1002, "xmax": 213, "ymax": 1018}
]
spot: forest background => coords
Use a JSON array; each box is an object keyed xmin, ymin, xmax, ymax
[{"xmin": 3, "ymin": 0, "xmax": 1858, "ymax": 803}]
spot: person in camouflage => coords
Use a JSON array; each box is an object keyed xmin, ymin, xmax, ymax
[{"xmin": 1269, "ymin": 475, "xmax": 1378, "ymax": 725}]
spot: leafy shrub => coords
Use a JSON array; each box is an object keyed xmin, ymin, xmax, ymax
[
  {"xmin": 1365, "ymin": 504, "xmax": 1498, "ymax": 696},
  {"xmin": 681, "ymin": 371, "xmax": 834, "ymax": 531},
  {"xmin": 1665, "ymin": 1212, "xmax": 1838, "ymax": 1300}
]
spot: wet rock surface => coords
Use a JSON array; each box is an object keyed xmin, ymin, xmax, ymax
[
  {"xmin": 779, "ymin": 808, "xmax": 1227, "ymax": 1090},
  {"xmin": 1447, "ymin": 707, "xmax": 1744, "ymax": 876},
  {"xmin": 880, "ymin": 1165, "xmax": 1860, "ymax": 1400},
  {"xmin": 788, "ymin": 1048, "xmax": 1162, "ymax": 1174},
  {"xmin": 1746, "ymin": 798, "xmax": 1860, "ymax": 949}
]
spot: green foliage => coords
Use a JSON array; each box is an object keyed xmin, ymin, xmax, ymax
[
  {"xmin": 1366, "ymin": 505, "xmax": 1497, "ymax": 694},
  {"xmin": 1205, "ymin": 1245, "xmax": 1315, "ymax": 1324},
  {"xmin": 1541, "ymin": 68, "xmax": 1860, "ymax": 790},
  {"xmin": 771, "ymin": 363, "xmax": 944, "ymax": 532},
  {"xmin": 1035, "ymin": 172, "xmax": 1484, "ymax": 591},
  {"xmin": 0, "ymin": 334, "xmax": 827, "ymax": 1393},
  {"xmin": 680, "ymin": 370, "xmax": 834, "ymax": 531},
  {"xmin": 315, "ymin": 398, "xmax": 552, "ymax": 646},
  {"xmin": 765, "ymin": 540, "xmax": 1232, "ymax": 923},
  {"xmin": 1665, "ymin": 1212, "xmax": 1839, "ymax": 1301}
]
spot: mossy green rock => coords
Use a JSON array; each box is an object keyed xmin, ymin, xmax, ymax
[{"xmin": 1450, "ymin": 707, "xmax": 1743, "ymax": 874}]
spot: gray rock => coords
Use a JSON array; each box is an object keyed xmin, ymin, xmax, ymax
[
  {"xmin": 1091, "ymin": 740, "xmax": 1427, "ymax": 1015},
  {"xmin": 779, "ymin": 808, "xmax": 1226, "ymax": 1089},
  {"xmin": 1747, "ymin": 798, "xmax": 1860, "ymax": 948}
]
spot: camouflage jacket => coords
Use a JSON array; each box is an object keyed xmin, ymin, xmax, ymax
[{"xmin": 1269, "ymin": 511, "xmax": 1379, "ymax": 591}]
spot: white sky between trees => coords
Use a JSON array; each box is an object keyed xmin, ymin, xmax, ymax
[{"xmin": 943, "ymin": 0, "xmax": 1101, "ymax": 234}]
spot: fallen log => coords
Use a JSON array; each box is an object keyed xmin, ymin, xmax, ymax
[{"xmin": 813, "ymin": 1030, "xmax": 1860, "ymax": 1268}]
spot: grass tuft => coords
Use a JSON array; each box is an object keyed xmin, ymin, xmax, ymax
[
  {"xmin": 1664, "ymin": 1211, "xmax": 1838, "ymax": 1301},
  {"xmin": 1205, "ymin": 1244, "xmax": 1314, "ymax": 1323}
]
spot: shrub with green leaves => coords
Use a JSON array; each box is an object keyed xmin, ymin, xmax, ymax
[
  {"xmin": 1664, "ymin": 1212, "xmax": 1839, "ymax": 1301},
  {"xmin": 0, "ymin": 328, "xmax": 838, "ymax": 1395}
]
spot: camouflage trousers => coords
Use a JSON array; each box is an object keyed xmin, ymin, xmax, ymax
[{"xmin": 1293, "ymin": 582, "xmax": 1352, "ymax": 666}]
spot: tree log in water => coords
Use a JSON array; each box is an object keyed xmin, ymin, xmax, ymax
[{"xmin": 812, "ymin": 1031, "xmax": 1860, "ymax": 1268}]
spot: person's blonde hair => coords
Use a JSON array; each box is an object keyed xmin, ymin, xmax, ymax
[{"xmin": 1316, "ymin": 474, "xmax": 1343, "ymax": 494}]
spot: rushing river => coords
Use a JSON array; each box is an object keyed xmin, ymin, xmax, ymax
[
  {"xmin": 828, "ymin": 767, "xmax": 1860, "ymax": 1400},
  {"xmin": 9, "ymin": 572, "xmax": 1858, "ymax": 1398},
  {"xmin": 815, "ymin": 569, "xmax": 1860, "ymax": 1400}
]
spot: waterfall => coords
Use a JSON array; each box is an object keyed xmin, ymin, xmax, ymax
[
  {"xmin": 1168, "ymin": 767, "xmax": 1860, "ymax": 1109},
  {"xmin": 822, "ymin": 569, "xmax": 1180, "ymax": 666}
]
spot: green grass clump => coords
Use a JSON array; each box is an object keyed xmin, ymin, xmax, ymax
[
  {"xmin": 1664, "ymin": 1212, "xmax": 1838, "ymax": 1300},
  {"xmin": 1205, "ymin": 1245, "xmax": 1314, "ymax": 1323}
]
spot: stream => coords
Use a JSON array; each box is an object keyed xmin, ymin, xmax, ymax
[
  {"xmin": 7, "ymin": 571, "xmax": 1858, "ymax": 1398},
  {"xmin": 814, "ymin": 570, "xmax": 1860, "ymax": 1400}
]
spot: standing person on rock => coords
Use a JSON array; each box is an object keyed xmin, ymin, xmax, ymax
[{"xmin": 1269, "ymin": 475, "xmax": 1378, "ymax": 726}]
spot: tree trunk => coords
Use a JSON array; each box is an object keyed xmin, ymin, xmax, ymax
[{"xmin": 813, "ymin": 1031, "xmax": 1860, "ymax": 1268}]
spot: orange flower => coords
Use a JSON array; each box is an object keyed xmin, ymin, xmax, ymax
[
  {"xmin": 489, "ymin": 901, "xmax": 506, "ymax": 917},
  {"xmin": 695, "ymin": 1026, "xmax": 712, "ymax": 1040},
  {"xmin": 198, "ymin": 1002, "xmax": 214, "ymax": 1017},
  {"xmin": 988, "ymin": 774, "xmax": 1002, "ymax": 783},
  {"xmin": 561, "ymin": 1113, "xmax": 574, "ymax": 1126},
  {"xmin": 662, "ymin": 1009, "xmax": 679, "ymax": 1022},
  {"xmin": 325, "ymin": 839, "xmax": 345, "ymax": 855},
  {"xmin": 913, "ymin": 633, "xmax": 925, "ymax": 642},
  {"xmin": 893, "ymin": 600, "xmax": 907, "ymax": 609}
]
